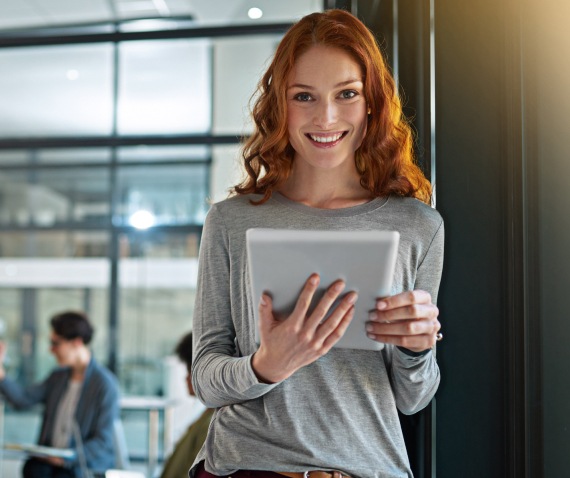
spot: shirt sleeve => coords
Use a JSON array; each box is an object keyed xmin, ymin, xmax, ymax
[
  {"xmin": 0, "ymin": 376, "xmax": 48, "ymax": 409},
  {"xmin": 387, "ymin": 217, "xmax": 444, "ymax": 415},
  {"xmin": 191, "ymin": 205, "xmax": 279, "ymax": 408}
]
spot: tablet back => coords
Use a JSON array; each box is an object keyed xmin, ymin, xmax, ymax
[{"xmin": 246, "ymin": 229, "xmax": 400, "ymax": 350}]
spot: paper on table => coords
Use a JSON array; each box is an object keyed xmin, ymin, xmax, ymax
[{"xmin": 4, "ymin": 442, "xmax": 76, "ymax": 459}]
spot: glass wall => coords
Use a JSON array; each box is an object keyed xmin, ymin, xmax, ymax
[
  {"xmin": 0, "ymin": 22, "xmax": 289, "ymax": 466},
  {"xmin": 0, "ymin": 44, "xmax": 115, "ymax": 137},
  {"xmin": 0, "ymin": 3, "xmax": 326, "ymax": 470}
]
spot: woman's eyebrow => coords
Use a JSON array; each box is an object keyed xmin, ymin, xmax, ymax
[{"xmin": 287, "ymin": 79, "xmax": 363, "ymax": 90}]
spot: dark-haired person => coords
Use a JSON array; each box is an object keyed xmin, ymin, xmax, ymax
[
  {"xmin": 159, "ymin": 332, "xmax": 213, "ymax": 478},
  {"xmin": 0, "ymin": 311, "xmax": 120, "ymax": 478},
  {"xmin": 191, "ymin": 9, "xmax": 444, "ymax": 478}
]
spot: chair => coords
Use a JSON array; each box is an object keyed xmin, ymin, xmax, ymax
[
  {"xmin": 104, "ymin": 420, "xmax": 146, "ymax": 477},
  {"xmin": 112, "ymin": 418, "xmax": 131, "ymax": 470}
]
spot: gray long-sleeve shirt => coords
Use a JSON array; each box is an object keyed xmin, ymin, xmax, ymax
[{"xmin": 191, "ymin": 193, "xmax": 444, "ymax": 478}]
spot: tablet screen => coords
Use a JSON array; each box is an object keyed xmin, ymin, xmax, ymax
[{"xmin": 246, "ymin": 229, "xmax": 399, "ymax": 350}]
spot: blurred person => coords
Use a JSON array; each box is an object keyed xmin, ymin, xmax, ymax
[
  {"xmin": 0, "ymin": 310, "xmax": 120, "ymax": 478},
  {"xmin": 160, "ymin": 332, "xmax": 213, "ymax": 478},
  {"xmin": 191, "ymin": 9, "xmax": 443, "ymax": 478}
]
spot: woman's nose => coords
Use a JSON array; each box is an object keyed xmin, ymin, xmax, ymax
[{"xmin": 313, "ymin": 100, "xmax": 337, "ymax": 128}]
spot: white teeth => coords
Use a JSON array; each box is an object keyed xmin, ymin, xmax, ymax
[{"xmin": 309, "ymin": 133, "xmax": 343, "ymax": 143}]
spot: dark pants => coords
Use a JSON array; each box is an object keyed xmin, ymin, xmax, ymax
[{"xmin": 23, "ymin": 458, "xmax": 76, "ymax": 478}]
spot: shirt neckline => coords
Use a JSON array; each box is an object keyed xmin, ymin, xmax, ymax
[{"xmin": 270, "ymin": 191, "xmax": 389, "ymax": 218}]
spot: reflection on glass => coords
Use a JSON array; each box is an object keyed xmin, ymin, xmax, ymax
[
  {"xmin": 116, "ymin": 164, "xmax": 209, "ymax": 226},
  {"xmin": 0, "ymin": 168, "xmax": 110, "ymax": 227},
  {"xmin": 118, "ymin": 145, "xmax": 210, "ymax": 163},
  {"xmin": 118, "ymin": 39, "xmax": 212, "ymax": 135},
  {"xmin": 0, "ymin": 44, "xmax": 114, "ymax": 138}
]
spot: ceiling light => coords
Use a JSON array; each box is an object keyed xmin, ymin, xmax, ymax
[
  {"xmin": 129, "ymin": 210, "xmax": 156, "ymax": 230},
  {"xmin": 248, "ymin": 7, "xmax": 263, "ymax": 20},
  {"xmin": 66, "ymin": 69, "xmax": 79, "ymax": 81}
]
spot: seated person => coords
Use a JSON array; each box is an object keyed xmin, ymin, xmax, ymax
[
  {"xmin": 160, "ymin": 332, "xmax": 213, "ymax": 478},
  {"xmin": 0, "ymin": 310, "xmax": 120, "ymax": 478}
]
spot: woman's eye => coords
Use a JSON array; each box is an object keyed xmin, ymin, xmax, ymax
[
  {"xmin": 340, "ymin": 90, "xmax": 358, "ymax": 99},
  {"xmin": 293, "ymin": 92, "xmax": 312, "ymax": 102}
]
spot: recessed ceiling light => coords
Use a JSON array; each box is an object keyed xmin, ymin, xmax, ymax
[
  {"xmin": 248, "ymin": 7, "xmax": 263, "ymax": 20},
  {"xmin": 66, "ymin": 69, "xmax": 79, "ymax": 81}
]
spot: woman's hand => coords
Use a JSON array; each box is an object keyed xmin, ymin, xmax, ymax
[
  {"xmin": 365, "ymin": 290, "xmax": 441, "ymax": 353},
  {"xmin": 252, "ymin": 273, "xmax": 357, "ymax": 383}
]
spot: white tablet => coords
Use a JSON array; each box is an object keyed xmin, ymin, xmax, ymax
[{"xmin": 246, "ymin": 228, "xmax": 400, "ymax": 350}]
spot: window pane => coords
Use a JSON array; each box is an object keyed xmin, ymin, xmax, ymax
[
  {"xmin": 118, "ymin": 144, "xmax": 210, "ymax": 163},
  {"xmin": 118, "ymin": 39, "xmax": 212, "ymax": 135},
  {"xmin": 0, "ymin": 147, "xmax": 110, "ymax": 165},
  {"xmin": 116, "ymin": 164, "xmax": 209, "ymax": 226},
  {"xmin": 0, "ymin": 44, "xmax": 114, "ymax": 137},
  {"xmin": 0, "ymin": 231, "xmax": 109, "ymax": 258},
  {"xmin": 37, "ymin": 148, "xmax": 112, "ymax": 164},
  {"xmin": 0, "ymin": 288, "xmax": 22, "ymax": 377},
  {"xmin": 211, "ymin": 144, "xmax": 242, "ymax": 203},
  {"xmin": 213, "ymin": 35, "xmax": 281, "ymax": 135},
  {"xmin": 0, "ymin": 168, "xmax": 110, "ymax": 227},
  {"xmin": 117, "ymin": 232, "xmax": 199, "ymax": 397},
  {"xmin": 0, "ymin": 150, "xmax": 30, "ymax": 164}
]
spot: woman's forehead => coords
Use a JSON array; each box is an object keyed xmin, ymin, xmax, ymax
[{"xmin": 289, "ymin": 45, "xmax": 363, "ymax": 84}]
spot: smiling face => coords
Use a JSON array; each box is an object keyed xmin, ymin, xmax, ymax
[{"xmin": 286, "ymin": 44, "xmax": 368, "ymax": 174}]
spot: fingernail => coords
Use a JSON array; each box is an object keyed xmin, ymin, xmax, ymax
[
  {"xmin": 260, "ymin": 295, "xmax": 267, "ymax": 306},
  {"xmin": 309, "ymin": 275, "xmax": 319, "ymax": 285},
  {"xmin": 368, "ymin": 311, "xmax": 378, "ymax": 321},
  {"xmin": 334, "ymin": 281, "xmax": 345, "ymax": 292},
  {"xmin": 347, "ymin": 292, "xmax": 358, "ymax": 304},
  {"xmin": 367, "ymin": 333, "xmax": 375, "ymax": 339},
  {"xmin": 366, "ymin": 323, "xmax": 374, "ymax": 332},
  {"xmin": 377, "ymin": 300, "xmax": 387, "ymax": 310}
]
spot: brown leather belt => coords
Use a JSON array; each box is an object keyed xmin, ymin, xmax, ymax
[{"xmin": 278, "ymin": 472, "xmax": 351, "ymax": 478}]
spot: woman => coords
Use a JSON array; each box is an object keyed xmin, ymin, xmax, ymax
[
  {"xmin": 0, "ymin": 311, "xmax": 119, "ymax": 478},
  {"xmin": 192, "ymin": 9, "xmax": 443, "ymax": 478}
]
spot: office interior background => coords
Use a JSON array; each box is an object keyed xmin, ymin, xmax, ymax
[{"xmin": 0, "ymin": 0, "xmax": 569, "ymax": 477}]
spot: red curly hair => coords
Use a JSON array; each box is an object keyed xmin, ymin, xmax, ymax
[{"xmin": 233, "ymin": 9, "xmax": 431, "ymax": 205}]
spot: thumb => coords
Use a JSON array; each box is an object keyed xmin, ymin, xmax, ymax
[{"xmin": 258, "ymin": 293, "xmax": 274, "ymax": 334}]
